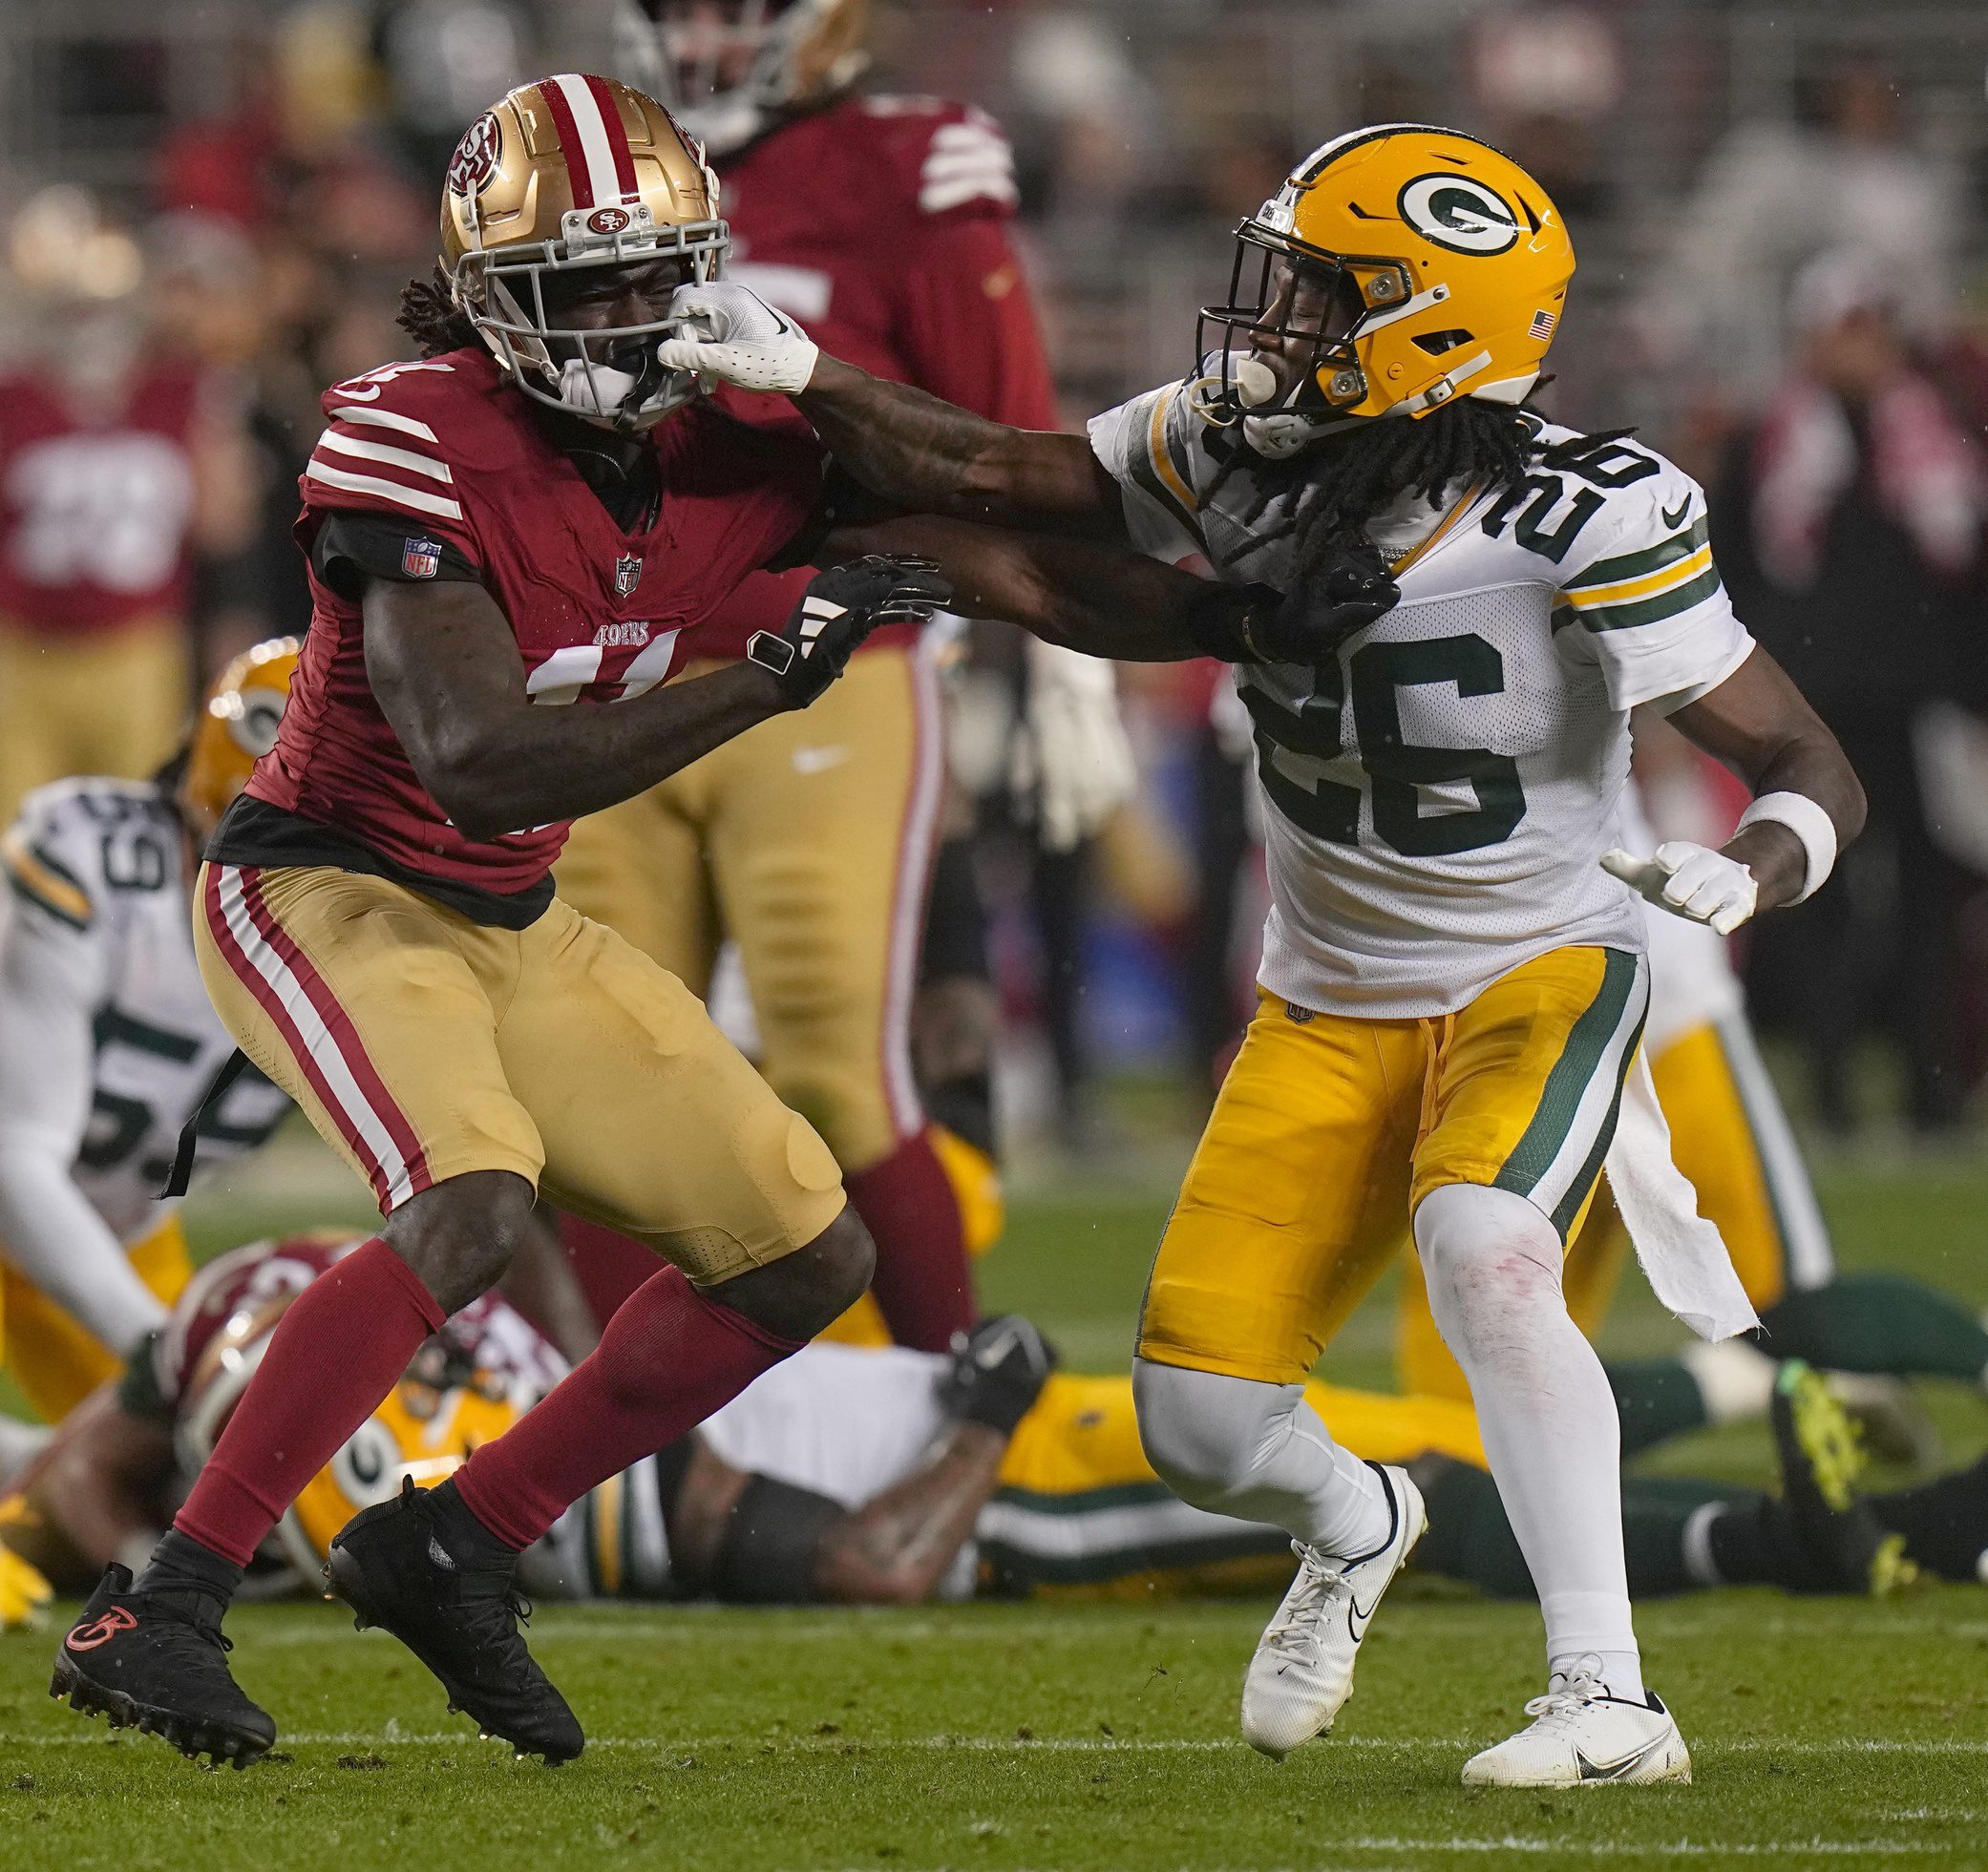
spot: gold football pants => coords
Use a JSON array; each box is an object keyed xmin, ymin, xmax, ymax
[
  {"xmin": 1141, "ymin": 946, "xmax": 1648, "ymax": 1387},
  {"xmin": 0, "ymin": 1214, "xmax": 191, "ymax": 1421},
  {"xmin": 0, "ymin": 617, "xmax": 190, "ymax": 824},
  {"xmin": 192, "ymin": 863, "xmax": 845, "ymax": 1284},
  {"xmin": 555, "ymin": 643, "xmax": 942, "ymax": 1178},
  {"xmin": 1396, "ymin": 1009, "xmax": 1829, "ymax": 1399}
]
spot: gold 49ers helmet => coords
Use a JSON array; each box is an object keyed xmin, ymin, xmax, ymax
[
  {"xmin": 178, "ymin": 637, "xmax": 300, "ymax": 847},
  {"xmin": 1198, "ymin": 125, "xmax": 1575, "ymax": 456},
  {"xmin": 443, "ymin": 74, "xmax": 729, "ymax": 430},
  {"xmin": 611, "ymin": 1, "xmax": 871, "ymax": 158}
]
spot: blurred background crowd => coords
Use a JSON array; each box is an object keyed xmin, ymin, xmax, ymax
[{"xmin": 3, "ymin": 0, "xmax": 1988, "ymax": 1155}]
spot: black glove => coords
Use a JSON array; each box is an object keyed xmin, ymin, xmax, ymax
[
  {"xmin": 746, "ymin": 555, "xmax": 952, "ymax": 706},
  {"xmin": 936, "ymin": 1315, "xmax": 1058, "ymax": 1436},
  {"xmin": 1186, "ymin": 547, "xmax": 1398, "ymax": 666}
]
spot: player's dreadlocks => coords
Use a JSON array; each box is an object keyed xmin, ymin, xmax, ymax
[
  {"xmin": 1207, "ymin": 397, "xmax": 1631, "ymax": 591},
  {"xmin": 398, "ymin": 266, "xmax": 476, "ymax": 357}
]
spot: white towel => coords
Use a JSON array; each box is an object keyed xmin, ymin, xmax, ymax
[{"xmin": 1604, "ymin": 1052, "xmax": 1760, "ymax": 1341}]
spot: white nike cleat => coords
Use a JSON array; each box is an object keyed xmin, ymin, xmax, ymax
[
  {"xmin": 1461, "ymin": 1660, "xmax": 1691, "ymax": 1788},
  {"xmin": 1239, "ymin": 1462, "xmax": 1426, "ymax": 1759}
]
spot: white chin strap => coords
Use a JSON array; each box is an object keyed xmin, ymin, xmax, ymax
[{"xmin": 553, "ymin": 354, "xmax": 698, "ymax": 431}]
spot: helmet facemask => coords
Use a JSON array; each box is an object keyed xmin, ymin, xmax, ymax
[
  {"xmin": 1195, "ymin": 201, "xmax": 1428, "ymax": 460},
  {"xmin": 454, "ymin": 206, "xmax": 730, "ymax": 432},
  {"xmin": 619, "ymin": 0, "xmax": 870, "ymax": 158}
]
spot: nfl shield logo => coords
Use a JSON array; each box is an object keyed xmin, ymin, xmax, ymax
[
  {"xmin": 615, "ymin": 554, "xmax": 642, "ymax": 597},
  {"xmin": 401, "ymin": 536, "xmax": 441, "ymax": 579}
]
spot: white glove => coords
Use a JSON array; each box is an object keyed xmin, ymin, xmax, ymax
[
  {"xmin": 1601, "ymin": 839, "xmax": 1758, "ymax": 936},
  {"xmin": 1012, "ymin": 640, "xmax": 1137, "ymax": 852},
  {"xmin": 654, "ymin": 282, "xmax": 820, "ymax": 395}
]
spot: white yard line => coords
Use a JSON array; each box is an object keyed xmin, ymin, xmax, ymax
[{"xmin": 10, "ymin": 1732, "xmax": 1986, "ymax": 1756}]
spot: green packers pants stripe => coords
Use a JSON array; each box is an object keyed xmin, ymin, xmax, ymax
[{"xmin": 1494, "ymin": 948, "xmax": 1650, "ymax": 1238}]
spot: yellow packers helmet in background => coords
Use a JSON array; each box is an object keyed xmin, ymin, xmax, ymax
[
  {"xmin": 612, "ymin": 0, "xmax": 872, "ymax": 158},
  {"xmin": 1197, "ymin": 125, "xmax": 1575, "ymax": 454},
  {"xmin": 178, "ymin": 637, "xmax": 301, "ymax": 847},
  {"xmin": 441, "ymin": 73, "xmax": 728, "ymax": 430}
]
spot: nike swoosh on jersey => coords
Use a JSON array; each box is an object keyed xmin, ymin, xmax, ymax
[
  {"xmin": 1660, "ymin": 496, "xmax": 1692, "ymax": 531},
  {"xmin": 1575, "ymin": 1729, "xmax": 1673, "ymax": 1781},
  {"xmin": 791, "ymin": 746, "xmax": 851, "ymax": 775}
]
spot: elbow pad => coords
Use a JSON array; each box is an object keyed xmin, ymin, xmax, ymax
[{"xmin": 709, "ymin": 1474, "xmax": 844, "ymax": 1605}]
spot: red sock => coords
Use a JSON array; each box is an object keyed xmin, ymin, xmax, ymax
[
  {"xmin": 174, "ymin": 1238, "xmax": 445, "ymax": 1567},
  {"xmin": 844, "ymin": 1126, "xmax": 975, "ymax": 1351},
  {"xmin": 454, "ymin": 1265, "xmax": 801, "ymax": 1551}
]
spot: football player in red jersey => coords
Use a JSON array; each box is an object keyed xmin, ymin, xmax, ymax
[
  {"xmin": 549, "ymin": 0, "xmax": 1131, "ymax": 1349},
  {"xmin": 46, "ymin": 74, "xmax": 953, "ymax": 1771}
]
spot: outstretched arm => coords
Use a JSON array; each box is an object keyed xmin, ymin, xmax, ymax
[
  {"xmin": 657, "ymin": 285, "xmax": 1115, "ymax": 527},
  {"xmin": 800, "ymin": 357, "xmax": 1118, "ymax": 529},
  {"xmin": 661, "ymin": 1425, "xmax": 1005, "ymax": 1607},
  {"xmin": 823, "ymin": 513, "xmax": 1396, "ymax": 665}
]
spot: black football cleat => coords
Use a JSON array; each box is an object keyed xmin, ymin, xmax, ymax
[
  {"xmin": 325, "ymin": 1477, "xmax": 582, "ymax": 1764},
  {"xmin": 1771, "ymin": 1361, "xmax": 1918, "ymax": 1597},
  {"xmin": 51, "ymin": 1565, "xmax": 276, "ymax": 1768}
]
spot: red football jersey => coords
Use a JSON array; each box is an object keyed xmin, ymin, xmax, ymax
[
  {"xmin": 0, "ymin": 363, "xmax": 203, "ymax": 635},
  {"xmin": 255, "ymin": 346, "xmax": 822, "ymax": 900},
  {"xmin": 690, "ymin": 94, "xmax": 1064, "ymax": 658}
]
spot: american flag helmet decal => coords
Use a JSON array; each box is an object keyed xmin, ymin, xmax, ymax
[{"xmin": 1529, "ymin": 308, "xmax": 1557, "ymax": 341}]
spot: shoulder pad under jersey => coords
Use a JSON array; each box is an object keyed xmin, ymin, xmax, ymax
[
  {"xmin": 1, "ymin": 777, "xmax": 177, "ymax": 934},
  {"xmin": 305, "ymin": 350, "xmax": 520, "ymax": 555},
  {"xmin": 857, "ymin": 95, "xmax": 1021, "ymax": 222}
]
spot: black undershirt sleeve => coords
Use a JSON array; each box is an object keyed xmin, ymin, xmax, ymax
[{"xmin": 310, "ymin": 511, "xmax": 481, "ymax": 600}]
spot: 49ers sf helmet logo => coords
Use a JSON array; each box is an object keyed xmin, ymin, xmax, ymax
[
  {"xmin": 587, "ymin": 206, "xmax": 632, "ymax": 235},
  {"xmin": 1396, "ymin": 173, "xmax": 1520, "ymax": 256},
  {"xmin": 448, "ymin": 112, "xmax": 502, "ymax": 197}
]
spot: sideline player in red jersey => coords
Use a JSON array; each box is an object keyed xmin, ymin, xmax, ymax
[
  {"xmin": 549, "ymin": 0, "xmax": 1128, "ymax": 1347},
  {"xmin": 47, "ymin": 75, "xmax": 950, "ymax": 1771}
]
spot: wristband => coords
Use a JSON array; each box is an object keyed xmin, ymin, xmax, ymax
[{"xmin": 1736, "ymin": 791, "xmax": 1837, "ymax": 903}]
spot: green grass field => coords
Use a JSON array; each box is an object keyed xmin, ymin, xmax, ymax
[{"xmin": 4, "ymin": 1131, "xmax": 1988, "ymax": 1869}]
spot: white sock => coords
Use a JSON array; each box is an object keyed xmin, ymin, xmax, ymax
[
  {"xmin": 1414, "ymin": 1183, "xmax": 1645, "ymax": 1703},
  {"xmin": 1131, "ymin": 1358, "xmax": 1392, "ymax": 1559}
]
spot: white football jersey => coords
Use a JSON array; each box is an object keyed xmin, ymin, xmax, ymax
[
  {"xmin": 0, "ymin": 777, "xmax": 292, "ymax": 1243},
  {"xmin": 528, "ymin": 1340, "xmax": 978, "ymax": 1603},
  {"xmin": 1089, "ymin": 386, "xmax": 1755, "ymax": 1017}
]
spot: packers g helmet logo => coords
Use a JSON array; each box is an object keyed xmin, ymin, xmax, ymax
[{"xmin": 1397, "ymin": 173, "xmax": 1519, "ymax": 256}]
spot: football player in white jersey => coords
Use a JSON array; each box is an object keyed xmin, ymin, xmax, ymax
[
  {"xmin": 656, "ymin": 123, "xmax": 1865, "ymax": 1785},
  {"xmin": 0, "ymin": 643, "xmax": 296, "ymax": 1436}
]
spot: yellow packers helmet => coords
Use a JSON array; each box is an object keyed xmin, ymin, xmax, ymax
[
  {"xmin": 612, "ymin": 1, "xmax": 871, "ymax": 158},
  {"xmin": 174, "ymin": 1259, "xmax": 525, "ymax": 1581},
  {"xmin": 1197, "ymin": 125, "xmax": 1575, "ymax": 457},
  {"xmin": 178, "ymin": 637, "xmax": 300, "ymax": 847},
  {"xmin": 441, "ymin": 74, "xmax": 729, "ymax": 431}
]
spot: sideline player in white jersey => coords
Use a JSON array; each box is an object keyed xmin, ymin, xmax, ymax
[
  {"xmin": 0, "ymin": 643, "xmax": 297, "ymax": 1434},
  {"xmin": 653, "ymin": 123, "xmax": 1865, "ymax": 1784}
]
